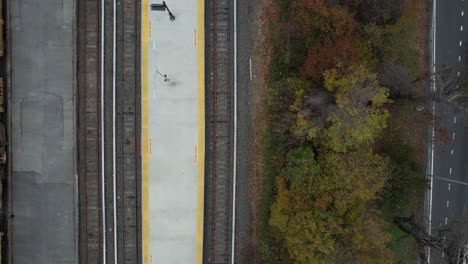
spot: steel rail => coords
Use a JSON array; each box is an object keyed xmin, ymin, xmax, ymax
[
  {"xmin": 231, "ymin": 0, "xmax": 237, "ymax": 261},
  {"xmin": 112, "ymin": 0, "xmax": 118, "ymax": 262},
  {"xmin": 100, "ymin": 0, "xmax": 107, "ymax": 262}
]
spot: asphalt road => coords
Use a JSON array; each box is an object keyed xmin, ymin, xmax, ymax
[{"xmin": 430, "ymin": 0, "xmax": 468, "ymax": 262}]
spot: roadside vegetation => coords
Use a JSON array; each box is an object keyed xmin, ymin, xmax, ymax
[{"xmin": 253, "ymin": 0, "xmax": 432, "ymax": 263}]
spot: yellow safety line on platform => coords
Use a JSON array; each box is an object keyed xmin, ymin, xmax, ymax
[
  {"xmin": 195, "ymin": 0, "xmax": 205, "ymax": 262},
  {"xmin": 141, "ymin": 0, "xmax": 150, "ymax": 263}
]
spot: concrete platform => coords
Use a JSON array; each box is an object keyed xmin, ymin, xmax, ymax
[{"xmin": 141, "ymin": 0, "xmax": 204, "ymax": 263}]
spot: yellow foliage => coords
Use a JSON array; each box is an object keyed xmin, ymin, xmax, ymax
[
  {"xmin": 322, "ymin": 65, "xmax": 391, "ymax": 152},
  {"xmin": 269, "ymin": 146, "xmax": 393, "ymax": 263}
]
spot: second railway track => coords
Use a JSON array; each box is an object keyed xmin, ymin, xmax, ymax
[
  {"xmin": 78, "ymin": 0, "xmax": 104, "ymax": 262},
  {"xmin": 204, "ymin": 0, "xmax": 234, "ymax": 263},
  {"xmin": 115, "ymin": 0, "xmax": 140, "ymax": 263}
]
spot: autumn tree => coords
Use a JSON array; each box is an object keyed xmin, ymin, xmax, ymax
[
  {"xmin": 270, "ymin": 145, "xmax": 393, "ymax": 263},
  {"xmin": 380, "ymin": 135, "xmax": 429, "ymax": 217},
  {"xmin": 321, "ymin": 65, "xmax": 391, "ymax": 152},
  {"xmin": 333, "ymin": 212, "xmax": 394, "ymax": 264},
  {"xmin": 290, "ymin": 0, "xmax": 357, "ymax": 36},
  {"xmin": 340, "ymin": 0, "xmax": 405, "ymax": 26},
  {"xmin": 317, "ymin": 148, "xmax": 393, "ymax": 262},
  {"xmin": 301, "ymin": 35, "xmax": 362, "ymax": 80},
  {"xmin": 385, "ymin": 15, "xmax": 419, "ymax": 75},
  {"xmin": 318, "ymin": 148, "xmax": 390, "ymax": 211},
  {"xmin": 359, "ymin": 23, "xmax": 390, "ymax": 69},
  {"xmin": 269, "ymin": 146, "xmax": 337, "ymax": 263},
  {"xmin": 378, "ymin": 63, "xmax": 416, "ymax": 99},
  {"xmin": 287, "ymin": 77, "xmax": 332, "ymax": 142},
  {"xmin": 290, "ymin": 0, "xmax": 365, "ymax": 80}
]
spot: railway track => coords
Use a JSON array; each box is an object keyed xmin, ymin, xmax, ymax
[
  {"xmin": 79, "ymin": 0, "xmax": 139, "ymax": 263},
  {"xmin": 204, "ymin": 0, "xmax": 234, "ymax": 263},
  {"xmin": 77, "ymin": 0, "xmax": 104, "ymax": 263},
  {"xmin": 115, "ymin": 0, "xmax": 140, "ymax": 263}
]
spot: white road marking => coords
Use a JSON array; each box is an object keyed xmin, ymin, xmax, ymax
[
  {"xmin": 249, "ymin": 58, "xmax": 252, "ymax": 81},
  {"xmin": 450, "ymin": 167, "xmax": 452, "ymax": 174},
  {"xmin": 451, "ymin": 149, "xmax": 454, "ymax": 155},
  {"xmin": 458, "ymin": 71, "xmax": 461, "ymax": 76},
  {"xmin": 462, "ymin": 25, "xmax": 464, "ymax": 31},
  {"xmin": 153, "ymin": 88, "xmax": 156, "ymax": 100},
  {"xmin": 459, "ymin": 55, "xmax": 462, "ymax": 61},
  {"xmin": 454, "ymin": 116, "xmax": 457, "ymax": 123},
  {"xmin": 453, "ymin": 132, "xmax": 456, "ymax": 140},
  {"xmin": 462, "ymin": 11, "xmax": 465, "ymax": 16},
  {"xmin": 447, "ymin": 200, "xmax": 450, "ymax": 207},
  {"xmin": 448, "ymin": 183, "xmax": 451, "ymax": 190},
  {"xmin": 445, "ymin": 217, "xmax": 448, "ymax": 225},
  {"xmin": 152, "ymin": 41, "xmax": 156, "ymax": 50},
  {"xmin": 460, "ymin": 40, "xmax": 463, "ymax": 46}
]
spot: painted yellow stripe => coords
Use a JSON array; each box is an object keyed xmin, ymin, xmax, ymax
[
  {"xmin": 195, "ymin": 0, "xmax": 205, "ymax": 262},
  {"xmin": 141, "ymin": 0, "xmax": 150, "ymax": 263}
]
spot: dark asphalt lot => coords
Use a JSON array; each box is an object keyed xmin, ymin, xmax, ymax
[
  {"xmin": 431, "ymin": 0, "xmax": 468, "ymax": 262},
  {"xmin": 9, "ymin": 0, "xmax": 77, "ymax": 263}
]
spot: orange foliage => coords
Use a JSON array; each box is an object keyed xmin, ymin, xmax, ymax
[
  {"xmin": 290, "ymin": 0, "xmax": 357, "ymax": 37},
  {"xmin": 300, "ymin": 35, "xmax": 361, "ymax": 79},
  {"xmin": 290, "ymin": 0, "xmax": 362, "ymax": 79},
  {"xmin": 314, "ymin": 193, "xmax": 332, "ymax": 209}
]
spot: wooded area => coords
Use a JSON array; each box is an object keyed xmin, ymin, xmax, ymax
[{"xmin": 256, "ymin": 0, "xmax": 437, "ymax": 263}]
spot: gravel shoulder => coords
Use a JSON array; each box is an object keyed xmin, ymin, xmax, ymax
[{"xmin": 235, "ymin": 0, "xmax": 267, "ymax": 262}]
